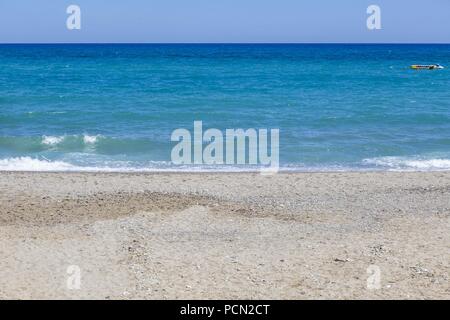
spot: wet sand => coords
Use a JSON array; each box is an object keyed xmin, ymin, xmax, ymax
[{"xmin": 0, "ymin": 172, "xmax": 449, "ymax": 299}]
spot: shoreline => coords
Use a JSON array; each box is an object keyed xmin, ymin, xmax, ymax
[
  {"xmin": 1, "ymin": 171, "xmax": 449, "ymax": 299},
  {"xmin": 2, "ymin": 168, "xmax": 450, "ymax": 174}
]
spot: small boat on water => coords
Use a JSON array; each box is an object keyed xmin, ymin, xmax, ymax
[{"xmin": 410, "ymin": 64, "xmax": 444, "ymax": 70}]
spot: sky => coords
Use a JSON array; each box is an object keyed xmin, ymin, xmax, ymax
[{"xmin": 0, "ymin": 0, "xmax": 449, "ymax": 43}]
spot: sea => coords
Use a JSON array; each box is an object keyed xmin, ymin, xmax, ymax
[{"xmin": 1, "ymin": 44, "xmax": 449, "ymax": 172}]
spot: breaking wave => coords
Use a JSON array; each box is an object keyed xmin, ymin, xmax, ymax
[
  {"xmin": 0, "ymin": 157, "xmax": 269, "ymax": 172},
  {"xmin": 41, "ymin": 135, "xmax": 101, "ymax": 146},
  {"xmin": 363, "ymin": 156, "xmax": 450, "ymax": 171}
]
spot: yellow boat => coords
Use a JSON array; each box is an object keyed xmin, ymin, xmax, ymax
[{"xmin": 411, "ymin": 64, "xmax": 444, "ymax": 70}]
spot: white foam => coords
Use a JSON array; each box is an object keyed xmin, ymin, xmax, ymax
[
  {"xmin": 0, "ymin": 157, "xmax": 77, "ymax": 172},
  {"xmin": 0, "ymin": 157, "xmax": 137, "ymax": 172},
  {"xmin": 0, "ymin": 157, "xmax": 281, "ymax": 173},
  {"xmin": 83, "ymin": 135, "xmax": 100, "ymax": 144},
  {"xmin": 363, "ymin": 157, "xmax": 450, "ymax": 171},
  {"xmin": 42, "ymin": 136, "xmax": 64, "ymax": 146},
  {"xmin": 40, "ymin": 135, "xmax": 102, "ymax": 146},
  {"xmin": 3, "ymin": 156, "xmax": 449, "ymax": 173}
]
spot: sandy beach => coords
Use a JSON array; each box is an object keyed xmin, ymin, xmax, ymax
[{"xmin": 0, "ymin": 171, "xmax": 449, "ymax": 299}]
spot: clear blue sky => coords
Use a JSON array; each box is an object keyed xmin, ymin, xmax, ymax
[{"xmin": 0, "ymin": 0, "xmax": 449, "ymax": 43}]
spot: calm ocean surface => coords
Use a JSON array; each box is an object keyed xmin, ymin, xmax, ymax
[{"xmin": 1, "ymin": 44, "xmax": 449, "ymax": 171}]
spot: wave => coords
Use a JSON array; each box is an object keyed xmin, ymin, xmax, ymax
[
  {"xmin": 0, "ymin": 135, "xmax": 111, "ymax": 153},
  {"xmin": 41, "ymin": 135, "xmax": 101, "ymax": 146},
  {"xmin": 4, "ymin": 156, "xmax": 447, "ymax": 173},
  {"xmin": 1, "ymin": 156, "xmax": 450, "ymax": 173},
  {"xmin": 363, "ymin": 156, "xmax": 450, "ymax": 171},
  {"xmin": 0, "ymin": 157, "xmax": 79, "ymax": 172},
  {"xmin": 0, "ymin": 157, "xmax": 267, "ymax": 172},
  {"xmin": 0, "ymin": 157, "xmax": 163, "ymax": 172},
  {"xmin": 42, "ymin": 136, "xmax": 65, "ymax": 146},
  {"xmin": 82, "ymin": 135, "xmax": 100, "ymax": 144}
]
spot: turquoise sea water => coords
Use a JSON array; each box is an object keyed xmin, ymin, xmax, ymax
[{"xmin": 1, "ymin": 44, "xmax": 450, "ymax": 171}]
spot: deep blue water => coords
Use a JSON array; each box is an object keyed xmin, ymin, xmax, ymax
[{"xmin": 1, "ymin": 44, "xmax": 450, "ymax": 171}]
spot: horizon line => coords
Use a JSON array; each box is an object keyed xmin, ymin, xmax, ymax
[{"xmin": 1, "ymin": 42, "xmax": 450, "ymax": 45}]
